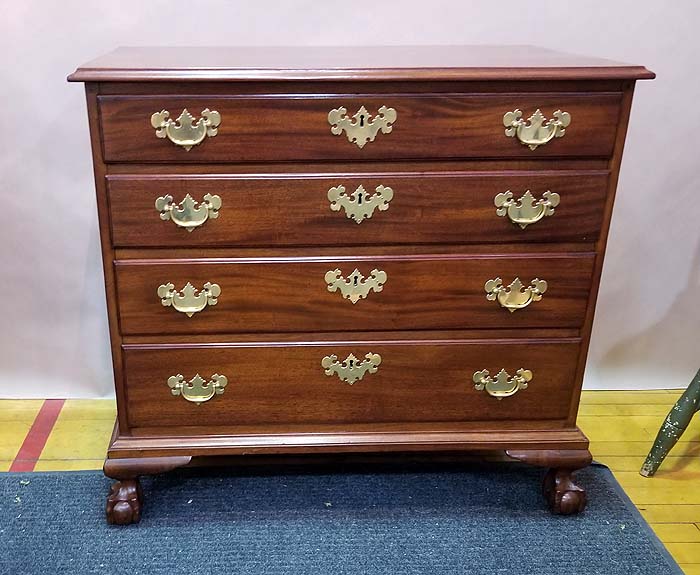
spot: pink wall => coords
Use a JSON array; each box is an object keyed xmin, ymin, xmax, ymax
[{"xmin": 0, "ymin": 0, "xmax": 692, "ymax": 396}]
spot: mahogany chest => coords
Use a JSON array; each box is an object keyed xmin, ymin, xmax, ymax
[{"xmin": 69, "ymin": 46, "xmax": 653, "ymax": 524}]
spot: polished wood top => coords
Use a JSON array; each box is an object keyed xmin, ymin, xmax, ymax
[{"xmin": 68, "ymin": 45, "xmax": 654, "ymax": 82}]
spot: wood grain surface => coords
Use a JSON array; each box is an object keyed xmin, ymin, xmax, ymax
[
  {"xmin": 122, "ymin": 338, "xmax": 581, "ymax": 428},
  {"xmin": 114, "ymin": 253, "xmax": 595, "ymax": 335},
  {"xmin": 99, "ymin": 93, "xmax": 622, "ymax": 162},
  {"xmin": 107, "ymin": 170, "xmax": 609, "ymax": 247}
]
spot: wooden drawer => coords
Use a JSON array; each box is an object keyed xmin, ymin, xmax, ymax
[
  {"xmin": 99, "ymin": 93, "xmax": 621, "ymax": 162},
  {"xmin": 107, "ymin": 171, "xmax": 609, "ymax": 247},
  {"xmin": 122, "ymin": 338, "xmax": 581, "ymax": 428},
  {"xmin": 114, "ymin": 253, "xmax": 594, "ymax": 335}
]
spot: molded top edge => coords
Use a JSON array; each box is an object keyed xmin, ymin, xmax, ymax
[{"xmin": 68, "ymin": 45, "xmax": 655, "ymax": 82}]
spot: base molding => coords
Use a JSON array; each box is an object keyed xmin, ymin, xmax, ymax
[
  {"xmin": 505, "ymin": 448, "xmax": 593, "ymax": 469},
  {"xmin": 102, "ymin": 422, "xmax": 592, "ymax": 524},
  {"xmin": 104, "ymin": 455, "xmax": 192, "ymax": 479},
  {"xmin": 108, "ymin": 426, "xmax": 589, "ymax": 459}
]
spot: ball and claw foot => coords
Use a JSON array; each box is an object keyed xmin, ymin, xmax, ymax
[
  {"xmin": 543, "ymin": 468, "xmax": 587, "ymax": 515},
  {"xmin": 106, "ymin": 479, "xmax": 143, "ymax": 525}
]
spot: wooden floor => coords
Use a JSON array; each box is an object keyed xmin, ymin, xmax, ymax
[{"xmin": 1, "ymin": 390, "xmax": 699, "ymax": 572}]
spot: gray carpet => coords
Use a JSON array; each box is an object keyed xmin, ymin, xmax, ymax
[{"xmin": 0, "ymin": 462, "xmax": 682, "ymax": 575}]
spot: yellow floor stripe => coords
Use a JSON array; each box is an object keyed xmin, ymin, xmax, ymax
[
  {"xmin": 33, "ymin": 459, "xmax": 104, "ymax": 472},
  {"xmin": 0, "ymin": 400, "xmax": 44, "ymax": 422},
  {"xmin": 587, "ymin": 441, "xmax": 700, "ymax": 458},
  {"xmin": 594, "ymin": 456, "xmax": 700, "ymax": 473},
  {"xmin": 0, "ymin": 422, "xmax": 33, "ymax": 460},
  {"xmin": 578, "ymin": 403, "xmax": 673, "ymax": 416},
  {"xmin": 616, "ymin": 470, "xmax": 700, "ymax": 487},
  {"xmin": 666, "ymin": 543, "xmax": 700, "ymax": 564},
  {"xmin": 651, "ymin": 523, "xmax": 700, "ymax": 543},
  {"xmin": 640, "ymin": 506, "xmax": 700, "ymax": 524},
  {"xmin": 580, "ymin": 391, "xmax": 680, "ymax": 405},
  {"xmin": 580, "ymin": 416, "xmax": 658, "ymax": 442},
  {"xmin": 625, "ymin": 487, "xmax": 700, "ymax": 506},
  {"xmin": 581, "ymin": 415, "xmax": 700, "ymax": 443},
  {"xmin": 0, "ymin": 460, "xmax": 11, "ymax": 472},
  {"xmin": 58, "ymin": 400, "xmax": 116, "ymax": 421},
  {"xmin": 40, "ymin": 420, "xmax": 114, "ymax": 461}
]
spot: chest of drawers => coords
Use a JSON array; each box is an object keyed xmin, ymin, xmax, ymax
[{"xmin": 69, "ymin": 46, "xmax": 653, "ymax": 524}]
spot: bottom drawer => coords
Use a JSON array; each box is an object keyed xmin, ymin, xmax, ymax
[{"xmin": 122, "ymin": 338, "xmax": 580, "ymax": 429}]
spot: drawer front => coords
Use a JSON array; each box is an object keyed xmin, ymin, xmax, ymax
[
  {"xmin": 99, "ymin": 94, "xmax": 621, "ymax": 162},
  {"xmin": 122, "ymin": 339, "xmax": 580, "ymax": 428},
  {"xmin": 115, "ymin": 254, "xmax": 594, "ymax": 335},
  {"xmin": 108, "ymin": 171, "xmax": 609, "ymax": 247}
]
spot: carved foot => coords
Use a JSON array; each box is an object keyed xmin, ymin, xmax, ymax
[
  {"xmin": 505, "ymin": 448, "xmax": 591, "ymax": 515},
  {"xmin": 106, "ymin": 479, "xmax": 143, "ymax": 525},
  {"xmin": 102, "ymin": 455, "xmax": 191, "ymax": 525},
  {"xmin": 543, "ymin": 468, "xmax": 587, "ymax": 515}
]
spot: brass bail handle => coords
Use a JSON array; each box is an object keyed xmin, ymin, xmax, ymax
[
  {"xmin": 157, "ymin": 282, "xmax": 221, "ymax": 317},
  {"xmin": 495, "ymin": 190, "xmax": 560, "ymax": 229},
  {"xmin": 473, "ymin": 368, "xmax": 532, "ymax": 399},
  {"xmin": 151, "ymin": 108, "xmax": 221, "ymax": 151},
  {"xmin": 484, "ymin": 277, "xmax": 547, "ymax": 312},
  {"xmin": 503, "ymin": 109, "xmax": 571, "ymax": 150},
  {"xmin": 167, "ymin": 373, "xmax": 228, "ymax": 404},
  {"xmin": 155, "ymin": 193, "xmax": 222, "ymax": 231}
]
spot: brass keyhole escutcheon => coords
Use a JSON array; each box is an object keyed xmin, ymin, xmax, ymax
[
  {"xmin": 327, "ymin": 184, "xmax": 393, "ymax": 224},
  {"xmin": 328, "ymin": 105, "xmax": 397, "ymax": 148},
  {"xmin": 325, "ymin": 268, "xmax": 387, "ymax": 304},
  {"xmin": 322, "ymin": 353, "xmax": 381, "ymax": 385}
]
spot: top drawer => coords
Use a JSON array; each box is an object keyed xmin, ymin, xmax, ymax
[{"xmin": 98, "ymin": 93, "xmax": 622, "ymax": 163}]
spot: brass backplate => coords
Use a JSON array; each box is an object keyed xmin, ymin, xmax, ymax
[
  {"xmin": 325, "ymin": 268, "xmax": 387, "ymax": 304},
  {"xmin": 328, "ymin": 106, "xmax": 397, "ymax": 148},
  {"xmin": 151, "ymin": 108, "xmax": 221, "ymax": 150},
  {"xmin": 473, "ymin": 368, "xmax": 532, "ymax": 399},
  {"xmin": 167, "ymin": 373, "xmax": 228, "ymax": 404},
  {"xmin": 503, "ymin": 109, "xmax": 570, "ymax": 150},
  {"xmin": 494, "ymin": 190, "xmax": 560, "ymax": 229},
  {"xmin": 321, "ymin": 353, "xmax": 382, "ymax": 385},
  {"xmin": 157, "ymin": 281, "xmax": 221, "ymax": 317},
  {"xmin": 484, "ymin": 277, "xmax": 547, "ymax": 312},
  {"xmin": 327, "ymin": 184, "xmax": 394, "ymax": 223},
  {"xmin": 155, "ymin": 193, "xmax": 222, "ymax": 231}
]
